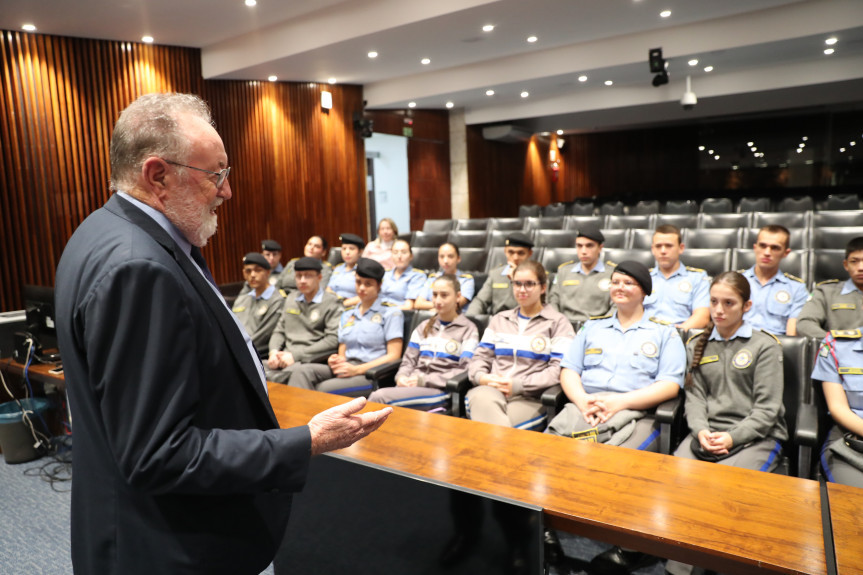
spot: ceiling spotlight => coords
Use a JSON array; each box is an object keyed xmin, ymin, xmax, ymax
[
  {"xmin": 267, "ymin": 75, "xmax": 277, "ymax": 82},
  {"xmin": 142, "ymin": 36, "xmax": 154, "ymax": 44},
  {"xmin": 486, "ymin": 89, "xmax": 495, "ymax": 96},
  {"xmin": 22, "ymin": 24, "xmax": 36, "ymax": 32},
  {"xmin": 751, "ymin": 147, "xmax": 757, "ymax": 152},
  {"xmin": 708, "ymin": 149, "xmax": 714, "ymax": 155},
  {"xmin": 328, "ymin": 77, "xmax": 337, "ymax": 84},
  {"xmin": 660, "ymin": 10, "xmax": 671, "ymax": 18},
  {"xmin": 578, "ymin": 75, "xmax": 588, "ymax": 82},
  {"xmin": 482, "ymin": 24, "xmax": 494, "ymax": 32},
  {"xmin": 747, "ymin": 141, "xmax": 754, "ymax": 146},
  {"xmin": 704, "ymin": 66, "xmax": 714, "ymax": 72},
  {"xmin": 852, "ymin": 141, "xmax": 857, "ymax": 146},
  {"xmin": 797, "ymin": 148, "xmax": 803, "ymax": 153},
  {"xmin": 840, "ymin": 147, "xmax": 846, "ymax": 152},
  {"xmin": 714, "ymin": 155, "xmax": 720, "ymax": 160},
  {"xmin": 408, "ymin": 102, "xmax": 416, "ymax": 108},
  {"xmin": 245, "ymin": 0, "xmax": 257, "ymax": 6},
  {"xmin": 604, "ymin": 80, "xmax": 613, "ymax": 86},
  {"xmin": 368, "ymin": 51, "xmax": 378, "ymax": 59},
  {"xmin": 421, "ymin": 58, "xmax": 431, "ymax": 65},
  {"xmin": 698, "ymin": 146, "xmax": 705, "ymax": 151},
  {"xmin": 802, "ymin": 136, "xmax": 808, "ymax": 141},
  {"xmin": 824, "ymin": 48, "xmax": 835, "ymax": 55},
  {"xmin": 825, "ymin": 37, "xmax": 838, "ymax": 45},
  {"xmin": 556, "ymin": 130, "xmax": 564, "ymax": 135},
  {"xmin": 799, "ymin": 143, "xmax": 806, "ymax": 148},
  {"xmin": 527, "ymin": 36, "xmax": 538, "ymax": 43},
  {"xmin": 445, "ymin": 101, "xmax": 454, "ymax": 109},
  {"xmin": 688, "ymin": 59, "xmax": 699, "ymax": 67},
  {"xmin": 520, "ymin": 91, "xmax": 529, "ymax": 98}
]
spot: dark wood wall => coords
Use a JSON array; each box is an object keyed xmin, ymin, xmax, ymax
[
  {"xmin": 365, "ymin": 109, "xmax": 451, "ymax": 232},
  {"xmin": 0, "ymin": 30, "xmax": 366, "ymax": 312}
]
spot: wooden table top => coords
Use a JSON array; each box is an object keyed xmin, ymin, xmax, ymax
[
  {"xmin": 828, "ymin": 482, "xmax": 863, "ymax": 575},
  {"xmin": 269, "ymin": 384, "xmax": 827, "ymax": 575},
  {"xmin": 1, "ymin": 358, "xmax": 65, "ymax": 385}
]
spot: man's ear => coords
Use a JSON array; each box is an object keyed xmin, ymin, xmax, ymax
[{"xmin": 141, "ymin": 157, "xmax": 170, "ymax": 199}]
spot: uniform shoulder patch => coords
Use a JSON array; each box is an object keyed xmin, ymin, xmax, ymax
[
  {"xmin": 558, "ymin": 260, "xmax": 575, "ymax": 269},
  {"xmin": 589, "ymin": 313, "xmax": 613, "ymax": 321},
  {"xmin": 685, "ymin": 266, "xmax": 705, "ymax": 273},
  {"xmin": 783, "ymin": 272, "xmax": 805, "ymax": 283},
  {"xmin": 382, "ymin": 301, "xmax": 398, "ymax": 307},
  {"xmin": 289, "ymin": 257, "xmax": 299, "ymax": 262},
  {"xmin": 460, "ymin": 273, "xmax": 474, "ymax": 279},
  {"xmin": 685, "ymin": 330, "xmax": 705, "ymax": 345},
  {"xmin": 605, "ymin": 260, "xmax": 616, "ymax": 268},
  {"xmin": 649, "ymin": 316, "xmax": 671, "ymax": 326},
  {"xmin": 279, "ymin": 289, "xmax": 288, "ymax": 298},
  {"xmin": 759, "ymin": 329, "xmax": 782, "ymax": 345},
  {"xmin": 323, "ymin": 261, "xmax": 333, "ymax": 268},
  {"xmin": 736, "ymin": 268, "xmax": 746, "ymax": 274},
  {"xmin": 830, "ymin": 329, "xmax": 862, "ymax": 339},
  {"xmin": 816, "ymin": 278, "xmax": 839, "ymax": 286}
]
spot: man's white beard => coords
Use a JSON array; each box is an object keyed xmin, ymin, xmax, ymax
[{"xmin": 164, "ymin": 187, "xmax": 219, "ymax": 248}]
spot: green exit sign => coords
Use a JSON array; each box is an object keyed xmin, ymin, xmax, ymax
[{"xmin": 403, "ymin": 126, "xmax": 413, "ymax": 137}]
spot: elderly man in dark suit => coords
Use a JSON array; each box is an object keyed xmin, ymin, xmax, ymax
[{"xmin": 55, "ymin": 92, "xmax": 391, "ymax": 575}]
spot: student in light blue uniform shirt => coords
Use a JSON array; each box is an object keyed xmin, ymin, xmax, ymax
[
  {"xmin": 643, "ymin": 225, "xmax": 710, "ymax": 331},
  {"xmin": 380, "ymin": 239, "xmax": 427, "ymax": 309},
  {"xmin": 327, "ymin": 233, "xmax": 365, "ymax": 307},
  {"xmin": 811, "ymin": 327, "xmax": 863, "ymax": 488},
  {"xmin": 290, "ymin": 258, "xmax": 404, "ymax": 397},
  {"xmin": 414, "ymin": 242, "xmax": 475, "ymax": 313},
  {"xmin": 741, "ymin": 225, "xmax": 809, "ymax": 335}
]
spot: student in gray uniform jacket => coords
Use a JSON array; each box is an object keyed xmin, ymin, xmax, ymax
[
  {"xmin": 666, "ymin": 271, "xmax": 787, "ymax": 575},
  {"xmin": 277, "ymin": 235, "xmax": 333, "ymax": 291},
  {"xmin": 231, "ymin": 252, "xmax": 286, "ymax": 357},
  {"xmin": 798, "ymin": 237, "xmax": 863, "ymax": 339},
  {"xmin": 548, "ymin": 228, "xmax": 614, "ymax": 324},
  {"xmin": 466, "ymin": 232, "xmax": 534, "ymax": 316},
  {"xmin": 266, "ymin": 257, "xmax": 342, "ymax": 385},
  {"xmin": 369, "ymin": 274, "xmax": 478, "ymax": 412}
]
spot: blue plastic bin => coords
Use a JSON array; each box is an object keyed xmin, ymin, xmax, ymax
[{"xmin": 0, "ymin": 397, "xmax": 50, "ymax": 463}]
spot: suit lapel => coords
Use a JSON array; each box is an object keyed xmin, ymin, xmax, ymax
[{"xmin": 104, "ymin": 195, "xmax": 278, "ymax": 422}]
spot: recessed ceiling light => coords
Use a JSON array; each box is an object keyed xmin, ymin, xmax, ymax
[
  {"xmin": 328, "ymin": 77, "xmax": 337, "ymax": 84},
  {"xmin": 142, "ymin": 36, "xmax": 154, "ymax": 44},
  {"xmin": 824, "ymin": 48, "xmax": 835, "ymax": 55},
  {"xmin": 421, "ymin": 58, "xmax": 431, "ymax": 65},
  {"xmin": 267, "ymin": 75, "xmax": 277, "ymax": 82},
  {"xmin": 799, "ymin": 143, "xmax": 806, "ymax": 148},
  {"xmin": 714, "ymin": 155, "xmax": 720, "ymax": 160},
  {"xmin": 578, "ymin": 75, "xmax": 588, "ymax": 82},
  {"xmin": 22, "ymin": 24, "xmax": 36, "ymax": 32},
  {"xmin": 802, "ymin": 136, "xmax": 808, "ymax": 141},
  {"xmin": 660, "ymin": 10, "xmax": 671, "ymax": 18},
  {"xmin": 747, "ymin": 141, "xmax": 754, "ymax": 147},
  {"xmin": 482, "ymin": 24, "xmax": 494, "ymax": 32},
  {"xmin": 751, "ymin": 147, "xmax": 757, "ymax": 152},
  {"xmin": 556, "ymin": 130, "xmax": 564, "ymax": 135},
  {"xmin": 527, "ymin": 36, "xmax": 538, "ymax": 43},
  {"xmin": 368, "ymin": 51, "xmax": 378, "ymax": 59},
  {"xmin": 446, "ymin": 101, "xmax": 454, "ymax": 109},
  {"xmin": 245, "ymin": 0, "xmax": 257, "ymax": 6},
  {"xmin": 825, "ymin": 37, "xmax": 838, "ymax": 46},
  {"xmin": 698, "ymin": 146, "xmax": 705, "ymax": 151},
  {"xmin": 797, "ymin": 148, "xmax": 803, "ymax": 153},
  {"xmin": 520, "ymin": 91, "xmax": 529, "ymax": 98},
  {"xmin": 704, "ymin": 66, "xmax": 714, "ymax": 72},
  {"xmin": 486, "ymin": 89, "xmax": 495, "ymax": 96},
  {"xmin": 688, "ymin": 59, "xmax": 698, "ymax": 66},
  {"xmin": 408, "ymin": 102, "xmax": 416, "ymax": 108},
  {"xmin": 604, "ymin": 80, "xmax": 613, "ymax": 86},
  {"xmin": 852, "ymin": 141, "xmax": 857, "ymax": 146},
  {"xmin": 708, "ymin": 149, "xmax": 714, "ymax": 154},
  {"xmin": 840, "ymin": 147, "xmax": 846, "ymax": 152}
]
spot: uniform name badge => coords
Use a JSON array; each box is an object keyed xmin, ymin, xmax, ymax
[
  {"xmin": 838, "ymin": 367, "xmax": 863, "ymax": 375},
  {"xmin": 678, "ymin": 280, "xmax": 692, "ymax": 293},
  {"xmin": 371, "ymin": 313, "xmax": 383, "ymax": 324},
  {"xmin": 585, "ymin": 348, "xmax": 602, "ymax": 355},
  {"xmin": 563, "ymin": 279, "xmax": 581, "ymax": 287},
  {"xmin": 232, "ymin": 306, "xmax": 246, "ymax": 313},
  {"xmin": 775, "ymin": 290, "xmax": 791, "ymax": 304},
  {"xmin": 598, "ymin": 278, "xmax": 611, "ymax": 291},
  {"xmin": 310, "ymin": 309, "xmax": 320, "ymax": 322},
  {"xmin": 699, "ymin": 355, "xmax": 719, "ymax": 365},
  {"xmin": 571, "ymin": 428, "xmax": 599, "ymax": 442},
  {"xmin": 832, "ymin": 303, "xmax": 857, "ymax": 310},
  {"xmin": 286, "ymin": 308, "xmax": 301, "ymax": 315},
  {"xmin": 640, "ymin": 341, "xmax": 659, "ymax": 358},
  {"xmin": 492, "ymin": 283, "xmax": 509, "ymax": 289},
  {"xmin": 732, "ymin": 349, "xmax": 753, "ymax": 369}
]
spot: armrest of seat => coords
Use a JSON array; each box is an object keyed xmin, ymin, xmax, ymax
[
  {"xmin": 365, "ymin": 360, "xmax": 402, "ymax": 387},
  {"xmin": 541, "ymin": 384, "xmax": 564, "ymax": 408},
  {"xmin": 445, "ymin": 371, "xmax": 471, "ymax": 418},
  {"xmin": 655, "ymin": 392, "xmax": 683, "ymax": 455},
  {"xmin": 655, "ymin": 394, "xmax": 682, "ymax": 424},
  {"xmin": 795, "ymin": 402, "xmax": 819, "ymax": 447}
]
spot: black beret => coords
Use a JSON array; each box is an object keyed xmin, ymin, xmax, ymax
[
  {"xmin": 505, "ymin": 232, "xmax": 534, "ymax": 249},
  {"xmin": 339, "ymin": 233, "xmax": 366, "ymax": 249},
  {"xmin": 355, "ymin": 258, "xmax": 385, "ymax": 282},
  {"xmin": 243, "ymin": 252, "xmax": 271, "ymax": 270},
  {"xmin": 613, "ymin": 260, "xmax": 652, "ymax": 295},
  {"xmin": 577, "ymin": 228, "xmax": 605, "ymax": 244},
  {"xmin": 294, "ymin": 257, "xmax": 322, "ymax": 272},
  {"xmin": 261, "ymin": 239, "xmax": 282, "ymax": 252}
]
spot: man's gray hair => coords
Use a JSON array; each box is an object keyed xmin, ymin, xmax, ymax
[{"xmin": 109, "ymin": 93, "xmax": 213, "ymax": 191}]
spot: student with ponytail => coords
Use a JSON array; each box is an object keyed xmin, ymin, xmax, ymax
[
  {"xmin": 368, "ymin": 274, "xmax": 478, "ymax": 412},
  {"xmin": 666, "ymin": 271, "xmax": 787, "ymax": 575}
]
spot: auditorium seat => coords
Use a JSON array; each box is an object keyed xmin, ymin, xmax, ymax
[
  {"xmin": 489, "ymin": 217, "xmax": 525, "ymax": 231},
  {"xmin": 605, "ymin": 214, "xmax": 654, "ymax": 230},
  {"xmin": 777, "ymin": 196, "xmax": 815, "ymax": 212},
  {"xmin": 564, "ymin": 215, "xmax": 606, "ymax": 230},
  {"xmin": 518, "ymin": 204, "xmax": 541, "ymax": 218},
  {"xmin": 630, "ymin": 228, "xmax": 656, "ymax": 249},
  {"xmin": 486, "ymin": 229, "xmax": 511, "ymax": 248},
  {"xmin": 410, "ymin": 230, "xmax": 449, "ymax": 248},
  {"xmin": 447, "ymin": 230, "xmax": 488, "ymax": 249},
  {"xmin": 655, "ymin": 213, "xmax": 698, "ymax": 229},
  {"xmin": 631, "ymin": 200, "xmax": 660, "ymax": 214},
  {"xmin": 530, "ymin": 216, "xmax": 566, "ymax": 230},
  {"xmin": 699, "ymin": 212, "xmax": 752, "ymax": 229},
  {"xmin": 459, "ymin": 248, "xmax": 487, "ymax": 274},
  {"xmin": 534, "ymin": 229, "xmax": 576, "ymax": 248},
  {"xmin": 456, "ymin": 218, "xmax": 490, "ymax": 231},
  {"xmin": 737, "ymin": 197, "xmax": 772, "ymax": 212},
  {"xmin": 732, "ymin": 248, "xmax": 809, "ymax": 286},
  {"xmin": 446, "ymin": 314, "xmax": 491, "ymax": 417},
  {"xmin": 565, "ymin": 201, "xmax": 595, "ymax": 216},
  {"xmin": 699, "ymin": 197, "xmax": 734, "ymax": 213},
  {"xmin": 662, "ymin": 200, "xmax": 699, "ymax": 214},
  {"xmin": 422, "ymin": 219, "xmax": 455, "ymax": 233},
  {"xmin": 328, "ymin": 247, "xmax": 343, "ymax": 266},
  {"xmin": 775, "ymin": 335, "xmax": 818, "ymax": 478},
  {"xmin": 598, "ymin": 200, "xmax": 626, "ymax": 215},
  {"xmin": 484, "ymin": 247, "xmax": 508, "ymax": 272},
  {"xmin": 811, "ymin": 226, "xmax": 863, "ymax": 249},
  {"xmin": 740, "ymin": 227, "xmax": 810, "ymax": 250},
  {"xmin": 812, "ymin": 210, "xmax": 863, "ymax": 228},
  {"xmin": 599, "ymin": 229, "xmax": 627, "ymax": 248},
  {"xmin": 824, "ymin": 193, "xmax": 860, "ymax": 211},
  {"xmin": 411, "ymin": 247, "xmax": 440, "ymax": 273},
  {"xmin": 540, "ymin": 247, "xmax": 579, "ymax": 271},
  {"xmin": 810, "ymin": 249, "xmax": 848, "ymax": 286},
  {"xmin": 680, "ymin": 248, "xmax": 731, "ymax": 278},
  {"xmin": 541, "ymin": 203, "xmax": 566, "ymax": 217},
  {"xmin": 603, "ymin": 248, "xmax": 654, "ymax": 268},
  {"xmin": 683, "ymin": 228, "xmax": 740, "ymax": 249},
  {"xmin": 752, "ymin": 211, "xmax": 811, "ymax": 229}
]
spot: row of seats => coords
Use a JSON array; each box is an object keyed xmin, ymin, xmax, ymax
[
  {"xmin": 423, "ymin": 210, "xmax": 863, "ymax": 234},
  {"xmin": 519, "ymin": 192, "xmax": 862, "ymax": 217},
  {"xmin": 410, "ymin": 225, "xmax": 863, "ymax": 251}
]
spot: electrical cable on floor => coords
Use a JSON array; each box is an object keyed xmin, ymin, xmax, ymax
[{"xmin": 22, "ymin": 435, "xmax": 73, "ymax": 492}]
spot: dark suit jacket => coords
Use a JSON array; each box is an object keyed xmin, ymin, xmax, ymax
[{"xmin": 56, "ymin": 194, "xmax": 311, "ymax": 575}]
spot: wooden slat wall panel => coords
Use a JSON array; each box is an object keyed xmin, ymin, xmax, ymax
[
  {"xmin": 466, "ymin": 124, "xmax": 526, "ymax": 218},
  {"xmin": 0, "ymin": 31, "xmax": 366, "ymax": 312}
]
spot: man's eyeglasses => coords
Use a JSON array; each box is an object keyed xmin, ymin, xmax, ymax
[
  {"xmin": 165, "ymin": 160, "xmax": 231, "ymax": 188},
  {"xmin": 513, "ymin": 280, "xmax": 541, "ymax": 290}
]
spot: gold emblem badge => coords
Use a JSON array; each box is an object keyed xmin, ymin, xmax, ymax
[
  {"xmin": 531, "ymin": 337, "xmax": 547, "ymax": 352},
  {"xmin": 445, "ymin": 340, "xmax": 459, "ymax": 354},
  {"xmin": 732, "ymin": 349, "xmax": 753, "ymax": 369},
  {"xmin": 640, "ymin": 341, "xmax": 659, "ymax": 358},
  {"xmin": 678, "ymin": 280, "xmax": 692, "ymax": 293},
  {"xmin": 257, "ymin": 305, "xmax": 268, "ymax": 316},
  {"xmin": 775, "ymin": 290, "xmax": 791, "ymax": 304},
  {"xmin": 310, "ymin": 310, "xmax": 320, "ymax": 322},
  {"xmin": 371, "ymin": 313, "xmax": 383, "ymax": 324}
]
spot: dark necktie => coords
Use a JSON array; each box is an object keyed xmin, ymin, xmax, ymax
[{"xmin": 190, "ymin": 246, "xmax": 217, "ymax": 287}]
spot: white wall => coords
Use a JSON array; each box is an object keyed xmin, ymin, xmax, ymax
[{"xmin": 365, "ymin": 132, "xmax": 411, "ymax": 233}]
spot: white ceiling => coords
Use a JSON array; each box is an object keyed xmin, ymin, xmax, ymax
[{"xmin": 3, "ymin": 0, "xmax": 863, "ymax": 133}]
